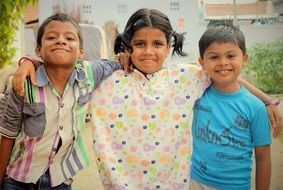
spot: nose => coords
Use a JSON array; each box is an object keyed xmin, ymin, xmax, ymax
[
  {"xmin": 56, "ymin": 35, "xmax": 67, "ymax": 45},
  {"xmin": 144, "ymin": 45, "xmax": 153, "ymax": 55},
  {"xmin": 219, "ymin": 57, "xmax": 228, "ymax": 65}
]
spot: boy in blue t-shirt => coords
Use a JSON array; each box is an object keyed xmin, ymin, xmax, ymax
[{"xmin": 190, "ymin": 25, "xmax": 271, "ymax": 190}]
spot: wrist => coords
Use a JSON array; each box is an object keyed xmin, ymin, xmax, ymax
[
  {"xmin": 18, "ymin": 56, "xmax": 36, "ymax": 67},
  {"xmin": 265, "ymin": 99, "xmax": 280, "ymax": 106}
]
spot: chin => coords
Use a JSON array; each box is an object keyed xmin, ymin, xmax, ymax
[{"xmin": 53, "ymin": 62, "xmax": 76, "ymax": 69}]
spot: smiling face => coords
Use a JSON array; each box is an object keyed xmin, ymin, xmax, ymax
[
  {"xmin": 36, "ymin": 20, "xmax": 84, "ymax": 68},
  {"xmin": 130, "ymin": 27, "xmax": 170, "ymax": 74},
  {"xmin": 199, "ymin": 41, "xmax": 248, "ymax": 92}
]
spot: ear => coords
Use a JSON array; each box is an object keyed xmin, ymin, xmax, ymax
[
  {"xmin": 166, "ymin": 44, "xmax": 171, "ymax": 57},
  {"xmin": 242, "ymin": 54, "xmax": 249, "ymax": 66},
  {"xmin": 79, "ymin": 48, "xmax": 85, "ymax": 60},
  {"xmin": 198, "ymin": 57, "xmax": 206, "ymax": 71},
  {"xmin": 35, "ymin": 46, "xmax": 42, "ymax": 57}
]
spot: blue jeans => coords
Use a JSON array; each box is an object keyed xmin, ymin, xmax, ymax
[{"xmin": 3, "ymin": 172, "xmax": 72, "ymax": 190}]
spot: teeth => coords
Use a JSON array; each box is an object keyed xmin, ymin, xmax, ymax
[{"xmin": 217, "ymin": 70, "xmax": 231, "ymax": 74}]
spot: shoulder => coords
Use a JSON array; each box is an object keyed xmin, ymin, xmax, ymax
[
  {"xmin": 74, "ymin": 60, "xmax": 92, "ymax": 78},
  {"xmin": 170, "ymin": 63, "xmax": 201, "ymax": 72},
  {"xmin": 241, "ymin": 86, "xmax": 265, "ymax": 107},
  {"xmin": 165, "ymin": 63, "xmax": 203, "ymax": 78},
  {"xmin": 89, "ymin": 59, "xmax": 118, "ymax": 67},
  {"xmin": 168, "ymin": 63, "xmax": 210, "ymax": 90},
  {"xmin": 240, "ymin": 87, "xmax": 269, "ymax": 124}
]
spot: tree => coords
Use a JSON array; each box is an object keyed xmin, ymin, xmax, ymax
[{"xmin": 0, "ymin": 0, "xmax": 37, "ymax": 68}]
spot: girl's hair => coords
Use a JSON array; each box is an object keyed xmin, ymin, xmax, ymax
[
  {"xmin": 114, "ymin": 8, "xmax": 187, "ymax": 57},
  {"xmin": 37, "ymin": 13, "xmax": 83, "ymax": 48},
  {"xmin": 199, "ymin": 24, "xmax": 246, "ymax": 58}
]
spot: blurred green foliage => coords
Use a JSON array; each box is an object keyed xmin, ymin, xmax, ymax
[
  {"xmin": 0, "ymin": 0, "xmax": 37, "ymax": 68},
  {"xmin": 244, "ymin": 38, "xmax": 283, "ymax": 94}
]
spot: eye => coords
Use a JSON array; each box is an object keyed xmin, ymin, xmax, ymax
[
  {"xmin": 153, "ymin": 41, "xmax": 163, "ymax": 47},
  {"xmin": 209, "ymin": 55, "xmax": 219, "ymax": 60},
  {"xmin": 46, "ymin": 36, "xmax": 56, "ymax": 40},
  {"xmin": 66, "ymin": 37, "xmax": 75, "ymax": 41},
  {"xmin": 133, "ymin": 41, "xmax": 144, "ymax": 47},
  {"xmin": 227, "ymin": 54, "xmax": 236, "ymax": 59}
]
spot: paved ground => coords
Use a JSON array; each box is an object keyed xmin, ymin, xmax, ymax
[{"xmin": 73, "ymin": 96, "xmax": 283, "ymax": 190}]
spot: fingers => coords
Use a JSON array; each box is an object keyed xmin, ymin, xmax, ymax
[
  {"xmin": 273, "ymin": 111, "xmax": 282, "ymax": 138},
  {"xmin": 11, "ymin": 59, "xmax": 36, "ymax": 96},
  {"xmin": 116, "ymin": 52, "xmax": 132, "ymax": 73},
  {"xmin": 12, "ymin": 70, "xmax": 25, "ymax": 96},
  {"xmin": 267, "ymin": 105, "xmax": 282, "ymax": 139}
]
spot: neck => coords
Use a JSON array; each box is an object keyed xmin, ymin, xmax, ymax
[
  {"xmin": 45, "ymin": 65, "xmax": 74, "ymax": 97},
  {"xmin": 212, "ymin": 82, "xmax": 240, "ymax": 93}
]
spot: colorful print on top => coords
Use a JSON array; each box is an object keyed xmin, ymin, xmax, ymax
[{"xmin": 92, "ymin": 64, "xmax": 209, "ymax": 190}]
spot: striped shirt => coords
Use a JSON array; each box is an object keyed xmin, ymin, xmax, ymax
[{"xmin": 0, "ymin": 60, "xmax": 119, "ymax": 187}]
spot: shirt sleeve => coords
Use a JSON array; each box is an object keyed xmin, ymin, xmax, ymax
[
  {"xmin": 0, "ymin": 89, "xmax": 24, "ymax": 138},
  {"xmin": 197, "ymin": 69, "xmax": 211, "ymax": 99},
  {"xmin": 185, "ymin": 63, "xmax": 211, "ymax": 99},
  {"xmin": 89, "ymin": 59, "xmax": 121, "ymax": 89},
  {"xmin": 251, "ymin": 105, "xmax": 272, "ymax": 146}
]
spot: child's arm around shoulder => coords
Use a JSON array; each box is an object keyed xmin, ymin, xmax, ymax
[
  {"xmin": 12, "ymin": 57, "xmax": 121, "ymax": 96},
  {"xmin": 239, "ymin": 78, "xmax": 282, "ymax": 138},
  {"xmin": 12, "ymin": 57, "xmax": 40, "ymax": 96},
  {"xmin": 87, "ymin": 59, "xmax": 121, "ymax": 90}
]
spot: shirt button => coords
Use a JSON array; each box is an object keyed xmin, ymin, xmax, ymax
[
  {"xmin": 60, "ymin": 104, "xmax": 64, "ymax": 108},
  {"xmin": 59, "ymin": 126, "xmax": 63, "ymax": 130},
  {"xmin": 52, "ymin": 147, "xmax": 57, "ymax": 152}
]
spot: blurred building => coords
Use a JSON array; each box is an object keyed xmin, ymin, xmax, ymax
[{"xmin": 23, "ymin": 0, "xmax": 283, "ymax": 63}]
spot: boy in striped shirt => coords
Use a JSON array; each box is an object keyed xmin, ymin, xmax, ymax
[{"xmin": 0, "ymin": 13, "xmax": 119, "ymax": 189}]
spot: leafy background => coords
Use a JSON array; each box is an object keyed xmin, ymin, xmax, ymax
[
  {"xmin": 244, "ymin": 37, "xmax": 283, "ymax": 94},
  {"xmin": 0, "ymin": 0, "xmax": 37, "ymax": 68}
]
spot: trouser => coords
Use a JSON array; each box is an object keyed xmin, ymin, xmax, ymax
[{"xmin": 2, "ymin": 170, "xmax": 71, "ymax": 190}]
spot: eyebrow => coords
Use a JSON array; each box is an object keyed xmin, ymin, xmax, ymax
[{"xmin": 207, "ymin": 49, "xmax": 237, "ymax": 54}]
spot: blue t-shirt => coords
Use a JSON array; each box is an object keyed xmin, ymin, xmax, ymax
[{"xmin": 191, "ymin": 85, "xmax": 271, "ymax": 190}]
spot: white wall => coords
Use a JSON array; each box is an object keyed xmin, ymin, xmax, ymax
[
  {"xmin": 86, "ymin": 0, "xmax": 283, "ymax": 62},
  {"xmin": 86, "ymin": 0, "xmax": 203, "ymax": 63},
  {"xmin": 38, "ymin": 0, "xmax": 283, "ymax": 63},
  {"xmin": 13, "ymin": 21, "xmax": 25, "ymax": 64}
]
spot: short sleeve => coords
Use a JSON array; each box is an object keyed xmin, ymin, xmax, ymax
[{"xmin": 251, "ymin": 105, "xmax": 271, "ymax": 146}]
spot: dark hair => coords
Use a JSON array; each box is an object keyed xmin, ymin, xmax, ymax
[
  {"xmin": 37, "ymin": 13, "xmax": 83, "ymax": 48},
  {"xmin": 199, "ymin": 24, "xmax": 246, "ymax": 58},
  {"xmin": 114, "ymin": 8, "xmax": 187, "ymax": 57}
]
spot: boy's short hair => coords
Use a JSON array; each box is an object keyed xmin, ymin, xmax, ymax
[
  {"xmin": 199, "ymin": 24, "xmax": 246, "ymax": 58},
  {"xmin": 37, "ymin": 13, "xmax": 83, "ymax": 48}
]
